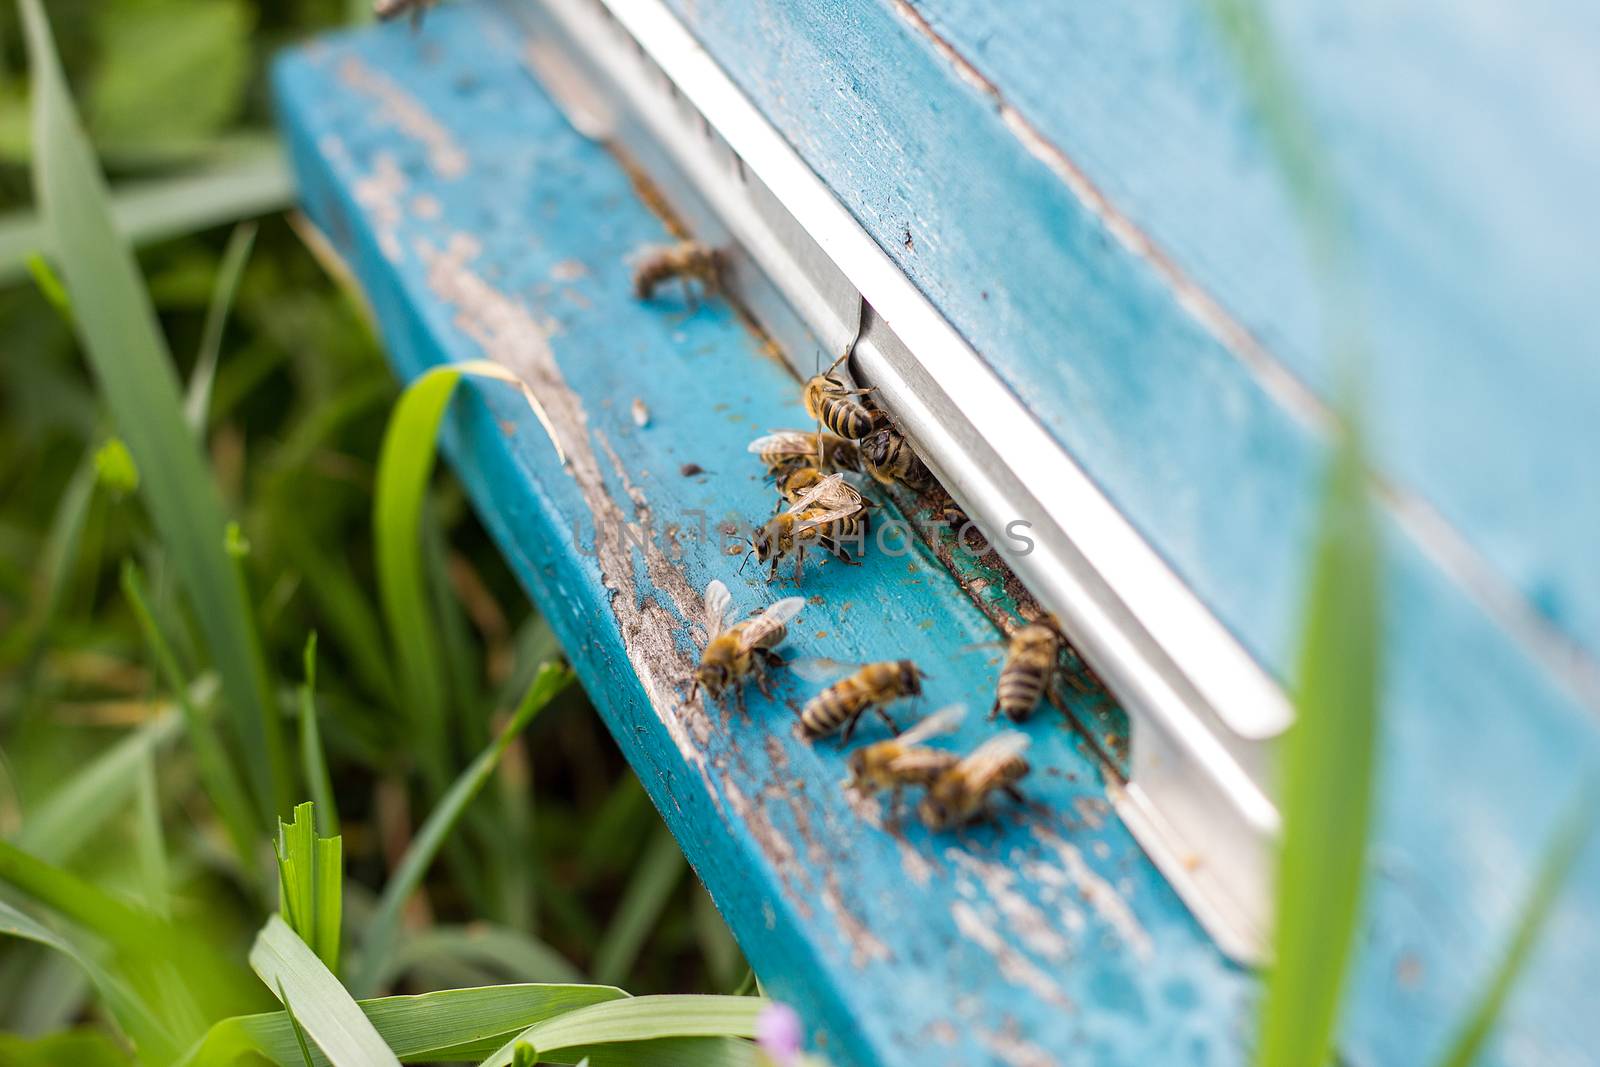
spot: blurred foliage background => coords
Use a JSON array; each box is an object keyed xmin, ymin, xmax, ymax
[{"xmin": 0, "ymin": 0, "xmax": 739, "ymax": 1054}]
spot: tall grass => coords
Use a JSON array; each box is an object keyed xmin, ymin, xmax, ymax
[
  {"xmin": 0, "ymin": 1, "xmax": 755, "ymax": 1063},
  {"xmin": 1207, "ymin": 3, "xmax": 1593, "ymax": 1064}
]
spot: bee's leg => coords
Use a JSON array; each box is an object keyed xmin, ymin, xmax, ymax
[
  {"xmin": 794, "ymin": 546, "xmax": 807, "ymax": 584},
  {"xmin": 886, "ymin": 787, "xmax": 904, "ymax": 830},
  {"xmin": 838, "ymin": 711, "xmax": 861, "ymax": 746},
  {"xmin": 753, "ymin": 657, "xmax": 776, "ymax": 699},
  {"xmin": 1003, "ymin": 785, "xmax": 1026, "ymax": 805},
  {"xmin": 874, "ymin": 706, "xmax": 902, "ymax": 735},
  {"xmin": 987, "ymin": 694, "xmax": 1003, "ymax": 721}
]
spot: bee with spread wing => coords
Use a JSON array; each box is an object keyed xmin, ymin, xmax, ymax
[
  {"xmin": 689, "ymin": 579, "xmax": 805, "ymax": 711},
  {"xmin": 918, "ymin": 731, "xmax": 1032, "ymax": 830},
  {"xmin": 747, "ymin": 430, "xmax": 861, "ymax": 478},
  {"xmin": 744, "ymin": 473, "xmax": 869, "ymax": 583},
  {"xmin": 846, "ymin": 704, "xmax": 965, "ymax": 816}
]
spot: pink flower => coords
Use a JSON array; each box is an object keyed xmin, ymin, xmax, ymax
[{"xmin": 756, "ymin": 1001, "xmax": 804, "ymax": 1065}]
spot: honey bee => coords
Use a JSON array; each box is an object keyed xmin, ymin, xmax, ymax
[
  {"xmin": 632, "ymin": 242, "xmax": 723, "ymax": 305},
  {"xmin": 796, "ymin": 659, "xmax": 926, "ymax": 742},
  {"xmin": 803, "ymin": 351, "xmax": 876, "ymax": 440},
  {"xmin": 859, "ymin": 425, "xmax": 933, "ymax": 490},
  {"xmin": 373, "ymin": 0, "xmax": 438, "ymax": 27},
  {"xmin": 745, "ymin": 473, "xmax": 868, "ymax": 583},
  {"xmin": 776, "ymin": 466, "xmax": 871, "ymax": 510},
  {"xmin": 918, "ymin": 732, "xmax": 1032, "ymax": 830},
  {"xmin": 689, "ymin": 579, "xmax": 805, "ymax": 709},
  {"xmin": 846, "ymin": 704, "xmax": 965, "ymax": 814},
  {"xmin": 990, "ymin": 615, "xmax": 1066, "ymax": 722},
  {"xmin": 746, "ymin": 431, "xmax": 861, "ymax": 477}
]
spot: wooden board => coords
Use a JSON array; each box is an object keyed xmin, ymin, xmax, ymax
[{"xmin": 272, "ymin": 5, "xmax": 1600, "ymax": 1065}]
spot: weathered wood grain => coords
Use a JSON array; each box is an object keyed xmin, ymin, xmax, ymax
[{"xmin": 273, "ymin": 5, "xmax": 1600, "ymax": 1064}]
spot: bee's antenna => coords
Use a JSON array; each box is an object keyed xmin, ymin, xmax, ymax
[{"xmin": 738, "ymin": 550, "xmax": 753, "ymax": 575}]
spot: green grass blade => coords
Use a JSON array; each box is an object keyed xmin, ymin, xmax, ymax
[
  {"xmin": 298, "ymin": 634, "xmax": 340, "ymax": 840},
  {"xmin": 8, "ymin": 447, "xmax": 94, "ymax": 723},
  {"xmin": 186, "ymin": 221, "xmax": 257, "ymax": 432},
  {"xmin": 277, "ymin": 980, "xmax": 319, "ymax": 1067},
  {"xmin": 0, "ymin": 838, "xmax": 154, "ymax": 951},
  {"xmin": 0, "ymin": 898, "xmax": 175, "ymax": 1062},
  {"xmin": 479, "ymin": 996, "xmax": 765, "ymax": 1067},
  {"xmin": 278, "ymin": 526, "xmax": 398, "ymax": 710},
  {"xmin": 132, "ymin": 755, "xmax": 168, "ymax": 918},
  {"xmin": 592, "ymin": 825, "xmax": 686, "ymax": 986},
  {"xmin": 17, "ymin": 0, "xmax": 291, "ymax": 820},
  {"xmin": 372, "ymin": 924, "xmax": 583, "ymax": 991},
  {"xmin": 1256, "ymin": 412, "xmax": 1382, "ymax": 1067},
  {"xmin": 0, "ymin": 149, "xmax": 291, "ymax": 284},
  {"xmin": 1433, "ymin": 781, "xmax": 1596, "ymax": 1067},
  {"xmin": 249, "ymin": 915, "xmax": 400, "ymax": 1067},
  {"xmin": 352, "ymin": 663, "xmax": 572, "ymax": 995},
  {"xmin": 374, "ymin": 367, "xmax": 461, "ymax": 787},
  {"xmin": 123, "ymin": 561, "xmax": 258, "ymax": 875},
  {"xmin": 184, "ymin": 983, "xmax": 629, "ymax": 1067},
  {"xmin": 24, "ymin": 249, "xmax": 71, "ymax": 318},
  {"xmin": 15, "ymin": 709, "xmax": 181, "ymax": 863},
  {"xmin": 692, "ymin": 885, "xmax": 744, "ymax": 992}
]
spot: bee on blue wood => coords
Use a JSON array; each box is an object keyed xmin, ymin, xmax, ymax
[
  {"xmin": 746, "ymin": 430, "xmax": 862, "ymax": 478},
  {"xmin": 918, "ymin": 731, "xmax": 1032, "ymax": 830},
  {"xmin": 793, "ymin": 658, "xmax": 926, "ymax": 743},
  {"xmin": 990, "ymin": 613, "xmax": 1071, "ymax": 722},
  {"xmin": 803, "ymin": 350, "xmax": 877, "ymax": 441},
  {"xmin": 859, "ymin": 421, "xmax": 933, "ymax": 491},
  {"xmin": 846, "ymin": 704, "xmax": 965, "ymax": 816},
  {"xmin": 374, "ymin": 0, "xmax": 439, "ymax": 28},
  {"xmin": 632, "ymin": 241, "xmax": 723, "ymax": 306},
  {"xmin": 690, "ymin": 579, "xmax": 805, "ymax": 710},
  {"xmin": 742, "ymin": 473, "xmax": 869, "ymax": 584}
]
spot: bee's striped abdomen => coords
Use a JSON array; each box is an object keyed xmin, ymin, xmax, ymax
[
  {"xmin": 800, "ymin": 679, "xmax": 867, "ymax": 738},
  {"xmin": 818, "ymin": 394, "xmax": 875, "ymax": 439}
]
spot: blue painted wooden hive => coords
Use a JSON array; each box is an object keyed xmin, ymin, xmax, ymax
[{"xmin": 272, "ymin": 1, "xmax": 1600, "ymax": 1063}]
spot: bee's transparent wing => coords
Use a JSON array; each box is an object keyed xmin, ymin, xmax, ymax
[
  {"xmin": 795, "ymin": 504, "xmax": 862, "ymax": 534},
  {"xmin": 788, "ymin": 656, "xmax": 858, "ymax": 682},
  {"xmin": 747, "ymin": 431, "xmax": 814, "ymax": 457},
  {"xmin": 959, "ymin": 731, "xmax": 1031, "ymax": 778},
  {"xmin": 784, "ymin": 472, "xmax": 851, "ymax": 515},
  {"xmin": 899, "ymin": 704, "xmax": 967, "ymax": 745},
  {"xmin": 735, "ymin": 596, "xmax": 806, "ymax": 652},
  {"xmin": 756, "ymin": 595, "xmax": 806, "ymax": 627},
  {"xmin": 702, "ymin": 578, "xmax": 733, "ymax": 639}
]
